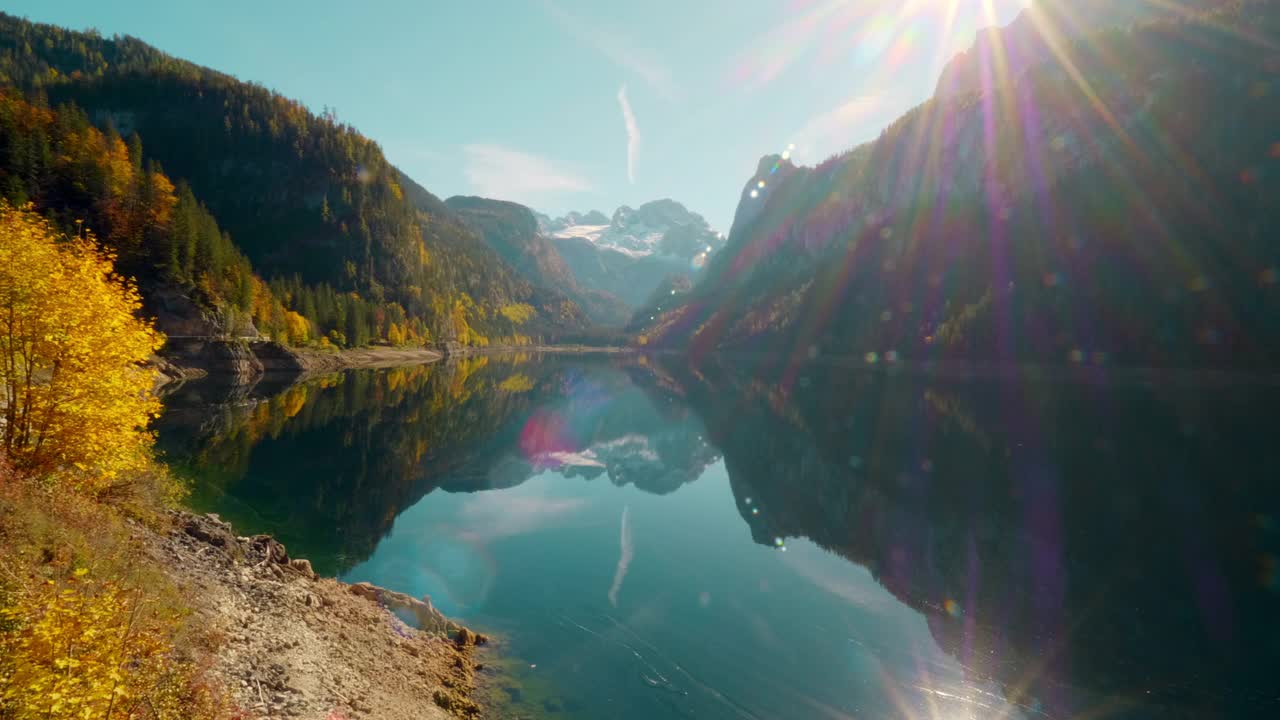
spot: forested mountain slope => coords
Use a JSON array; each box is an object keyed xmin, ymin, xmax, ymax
[
  {"xmin": 444, "ymin": 196, "xmax": 629, "ymax": 327},
  {"xmin": 0, "ymin": 89, "xmax": 320, "ymax": 342},
  {"xmin": 643, "ymin": 1, "xmax": 1280, "ymax": 370},
  {"xmin": 0, "ymin": 12, "xmax": 587, "ymax": 345}
]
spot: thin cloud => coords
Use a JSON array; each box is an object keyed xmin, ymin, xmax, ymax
[
  {"xmin": 617, "ymin": 85, "xmax": 640, "ymax": 184},
  {"xmin": 541, "ymin": 0, "xmax": 679, "ymax": 100},
  {"xmin": 462, "ymin": 144, "xmax": 591, "ymax": 204}
]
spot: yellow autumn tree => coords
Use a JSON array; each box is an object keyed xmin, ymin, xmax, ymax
[
  {"xmin": 283, "ymin": 309, "xmax": 311, "ymax": 345},
  {"xmin": 386, "ymin": 322, "xmax": 405, "ymax": 346},
  {"xmin": 0, "ymin": 204, "xmax": 163, "ymax": 493}
]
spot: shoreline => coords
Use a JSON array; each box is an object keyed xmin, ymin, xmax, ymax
[
  {"xmin": 441, "ymin": 343, "xmax": 633, "ymax": 358},
  {"xmin": 153, "ymin": 340, "xmax": 445, "ymax": 389},
  {"xmin": 154, "ymin": 338, "xmax": 636, "ymax": 390},
  {"xmin": 151, "ymin": 511, "xmax": 486, "ymax": 718},
  {"xmin": 288, "ymin": 345, "xmax": 445, "ymax": 372}
]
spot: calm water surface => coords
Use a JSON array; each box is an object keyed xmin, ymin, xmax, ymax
[{"xmin": 158, "ymin": 355, "xmax": 1280, "ymax": 719}]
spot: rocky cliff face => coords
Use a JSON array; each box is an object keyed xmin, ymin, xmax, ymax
[
  {"xmin": 144, "ymin": 286, "xmax": 257, "ymax": 339},
  {"xmin": 161, "ymin": 338, "xmax": 265, "ymax": 382}
]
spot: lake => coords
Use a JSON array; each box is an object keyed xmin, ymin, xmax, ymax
[{"xmin": 157, "ymin": 354, "xmax": 1280, "ymax": 719}]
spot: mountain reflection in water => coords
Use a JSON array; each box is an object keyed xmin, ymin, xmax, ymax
[{"xmin": 158, "ymin": 354, "xmax": 1280, "ymax": 719}]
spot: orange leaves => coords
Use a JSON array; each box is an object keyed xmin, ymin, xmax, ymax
[{"xmin": 146, "ymin": 171, "xmax": 177, "ymax": 227}]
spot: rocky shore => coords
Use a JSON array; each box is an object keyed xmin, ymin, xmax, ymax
[
  {"xmin": 154, "ymin": 338, "xmax": 443, "ymax": 387},
  {"xmin": 154, "ymin": 337, "xmax": 630, "ymax": 389},
  {"xmin": 147, "ymin": 512, "xmax": 484, "ymax": 719}
]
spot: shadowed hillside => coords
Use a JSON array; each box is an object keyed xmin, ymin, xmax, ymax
[{"xmin": 643, "ymin": 2, "xmax": 1280, "ymax": 372}]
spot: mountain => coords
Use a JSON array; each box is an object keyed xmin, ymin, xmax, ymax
[
  {"xmin": 643, "ymin": 1, "xmax": 1280, "ymax": 370},
  {"xmin": 0, "ymin": 12, "xmax": 588, "ymax": 346},
  {"xmin": 444, "ymin": 196, "xmax": 630, "ymax": 326},
  {"xmin": 535, "ymin": 209, "xmax": 610, "ymax": 230},
  {"xmin": 936, "ymin": 0, "xmax": 1233, "ymax": 98},
  {"xmin": 540, "ymin": 199, "xmax": 725, "ymax": 259},
  {"xmin": 535, "ymin": 199, "xmax": 726, "ymax": 308}
]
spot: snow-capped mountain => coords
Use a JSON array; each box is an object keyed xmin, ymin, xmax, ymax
[{"xmin": 538, "ymin": 199, "xmax": 726, "ymax": 260}]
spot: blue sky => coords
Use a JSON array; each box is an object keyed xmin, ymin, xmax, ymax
[{"xmin": 6, "ymin": 0, "xmax": 1028, "ymax": 229}]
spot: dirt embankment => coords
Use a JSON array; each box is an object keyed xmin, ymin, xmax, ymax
[{"xmin": 149, "ymin": 512, "xmax": 484, "ymax": 720}]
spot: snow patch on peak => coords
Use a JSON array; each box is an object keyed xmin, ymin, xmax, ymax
[{"xmin": 541, "ymin": 199, "xmax": 726, "ymax": 260}]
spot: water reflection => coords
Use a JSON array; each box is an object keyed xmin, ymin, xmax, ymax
[{"xmin": 159, "ymin": 355, "xmax": 1280, "ymax": 718}]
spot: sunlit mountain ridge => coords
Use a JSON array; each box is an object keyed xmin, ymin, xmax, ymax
[{"xmin": 640, "ymin": 0, "xmax": 1280, "ymax": 370}]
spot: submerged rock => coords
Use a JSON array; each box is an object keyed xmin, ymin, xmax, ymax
[{"xmin": 348, "ymin": 581, "xmax": 462, "ymax": 637}]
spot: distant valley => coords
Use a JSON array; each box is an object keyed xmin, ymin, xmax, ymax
[{"xmin": 448, "ymin": 196, "xmax": 726, "ymax": 327}]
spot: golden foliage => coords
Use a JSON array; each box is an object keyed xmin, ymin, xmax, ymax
[
  {"xmin": 386, "ymin": 322, "xmax": 406, "ymax": 346},
  {"xmin": 0, "ymin": 479, "xmax": 232, "ymax": 720},
  {"xmin": 283, "ymin": 310, "xmax": 311, "ymax": 346},
  {"xmin": 449, "ymin": 294, "xmax": 489, "ymax": 347},
  {"xmin": 0, "ymin": 570, "xmax": 222, "ymax": 720},
  {"xmin": 0, "ymin": 207, "xmax": 234, "ymax": 718},
  {"xmin": 498, "ymin": 303, "xmax": 535, "ymax": 326},
  {"xmin": 0, "ymin": 205, "xmax": 162, "ymax": 493}
]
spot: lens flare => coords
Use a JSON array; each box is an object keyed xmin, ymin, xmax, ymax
[{"xmin": 944, "ymin": 598, "xmax": 962, "ymax": 617}]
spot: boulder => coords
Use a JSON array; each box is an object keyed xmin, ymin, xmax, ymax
[{"xmin": 178, "ymin": 512, "xmax": 241, "ymax": 557}]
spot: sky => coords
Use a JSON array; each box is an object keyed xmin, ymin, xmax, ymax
[{"xmin": 5, "ymin": 0, "xmax": 1030, "ymax": 230}]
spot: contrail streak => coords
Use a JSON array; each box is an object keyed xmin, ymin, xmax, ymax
[{"xmin": 608, "ymin": 505, "xmax": 633, "ymax": 607}]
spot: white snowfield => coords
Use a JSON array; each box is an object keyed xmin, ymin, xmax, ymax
[
  {"xmin": 551, "ymin": 224, "xmax": 668, "ymax": 258},
  {"xmin": 541, "ymin": 200, "xmax": 727, "ymax": 261}
]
